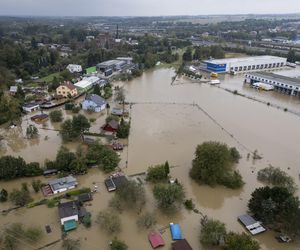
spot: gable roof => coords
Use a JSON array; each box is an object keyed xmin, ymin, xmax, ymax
[
  {"xmin": 49, "ymin": 176, "xmax": 78, "ymax": 192},
  {"xmin": 108, "ymin": 120, "xmax": 119, "ymax": 129},
  {"xmin": 85, "ymin": 94, "xmax": 107, "ymax": 107},
  {"xmin": 171, "ymin": 239, "xmax": 193, "ymax": 250},
  {"xmin": 60, "ymin": 82, "xmax": 76, "ymax": 91},
  {"xmin": 58, "ymin": 201, "xmax": 79, "ymax": 219},
  {"xmin": 148, "ymin": 232, "xmax": 165, "ymax": 248}
]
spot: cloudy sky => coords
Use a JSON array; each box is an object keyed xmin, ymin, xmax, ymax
[{"xmin": 0, "ymin": 0, "xmax": 299, "ymax": 16}]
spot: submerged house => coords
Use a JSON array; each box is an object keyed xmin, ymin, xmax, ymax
[
  {"xmin": 148, "ymin": 231, "xmax": 165, "ymax": 249},
  {"xmin": 82, "ymin": 94, "xmax": 107, "ymax": 112},
  {"xmin": 171, "ymin": 239, "xmax": 193, "ymax": 250},
  {"xmin": 238, "ymin": 214, "xmax": 266, "ymax": 235},
  {"xmin": 31, "ymin": 113, "xmax": 49, "ymax": 123},
  {"xmin": 105, "ymin": 174, "xmax": 128, "ymax": 192}
]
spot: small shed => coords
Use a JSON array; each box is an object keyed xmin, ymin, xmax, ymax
[
  {"xmin": 77, "ymin": 193, "xmax": 93, "ymax": 203},
  {"xmin": 148, "ymin": 231, "xmax": 165, "ymax": 249},
  {"xmin": 171, "ymin": 239, "xmax": 193, "ymax": 250},
  {"xmin": 170, "ymin": 223, "xmax": 182, "ymax": 240},
  {"xmin": 31, "ymin": 113, "xmax": 49, "ymax": 123},
  {"xmin": 105, "ymin": 175, "xmax": 128, "ymax": 192},
  {"xmin": 63, "ymin": 219, "xmax": 77, "ymax": 232},
  {"xmin": 238, "ymin": 214, "xmax": 266, "ymax": 235}
]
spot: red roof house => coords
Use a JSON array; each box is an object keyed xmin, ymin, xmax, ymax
[
  {"xmin": 101, "ymin": 120, "xmax": 119, "ymax": 132},
  {"xmin": 148, "ymin": 231, "xmax": 165, "ymax": 249}
]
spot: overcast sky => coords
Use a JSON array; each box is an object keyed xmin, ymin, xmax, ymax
[{"xmin": 0, "ymin": 0, "xmax": 299, "ymax": 16}]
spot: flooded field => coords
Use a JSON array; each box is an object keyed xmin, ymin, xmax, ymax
[{"xmin": 1, "ymin": 67, "xmax": 300, "ymax": 249}]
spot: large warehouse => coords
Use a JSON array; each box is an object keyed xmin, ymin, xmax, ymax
[
  {"xmin": 204, "ymin": 56, "xmax": 287, "ymax": 73},
  {"xmin": 245, "ymin": 72, "xmax": 300, "ymax": 96}
]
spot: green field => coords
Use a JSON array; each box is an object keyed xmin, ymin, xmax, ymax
[{"xmin": 39, "ymin": 72, "xmax": 60, "ymax": 83}]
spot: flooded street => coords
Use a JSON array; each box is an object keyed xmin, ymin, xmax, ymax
[{"xmin": 1, "ymin": 67, "xmax": 300, "ymax": 249}]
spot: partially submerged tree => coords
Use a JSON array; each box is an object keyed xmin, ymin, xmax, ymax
[
  {"xmin": 110, "ymin": 239, "xmax": 128, "ymax": 250},
  {"xmin": 49, "ymin": 110, "xmax": 63, "ymax": 122},
  {"xmin": 146, "ymin": 161, "xmax": 170, "ymax": 182},
  {"xmin": 257, "ymin": 166, "xmax": 296, "ymax": 193},
  {"xmin": 190, "ymin": 141, "xmax": 243, "ymax": 189},
  {"xmin": 113, "ymin": 180, "xmax": 146, "ymax": 212},
  {"xmin": 224, "ymin": 232, "xmax": 260, "ymax": 250},
  {"xmin": 31, "ymin": 179, "xmax": 42, "ymax": 193},
  {"xmin": 200, "ymin": 219, "xmax": 226, "ymax": 246},
  {"xmin": 116, "ymin": 118, "xmax": 130, "ymax": 139},
  {"xmin": 26, "ymin": 124, "xmax": 39, "ymax": 139},
  {"xmin": 136, "ymin": 212, "xmax": 157, "ymax": 229},
  {"xmin": 10, "ymin": 188, "xmax": 32, "ymax": 206},
  {"xmin": 153, "ymin": 183, "xmax": 185, "ymax": 211},
  {"xmin": 60, "ymin": 114, "xmax": 90, "ymax": 141},
  {"xmin": 62, "ymin": 238, "xmax": 81, "ymax": 250},
  {"xmin": 97, "ymin": 210, "xmax": 121, "ymax": 234},
  {"xmin": 0, "ymin": 188, "xmax": 8, "ymax": 202}
]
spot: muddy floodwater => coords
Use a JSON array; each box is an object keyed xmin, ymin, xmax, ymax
[{"xmin": 1, "ymin": 67, "xmax": 300, "ymax": 250}]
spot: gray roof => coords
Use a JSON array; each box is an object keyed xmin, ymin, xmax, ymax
[
  {"xmin": 58, "ymin": 201, "xmax": 79, "ymax": 219},
  {"xmin": 49, "ymin": 176, "xmax": 78, "ymax": 192},
  {"xmin": 247, "ymin": 72, "xmax": 300, "ymax": 88},
  {"xmin": 85, "ymin": 94, "xmax": 107, "ymax": 107},
  {"xmin": 238, "ymin": 214, "xmax": 257, "ymax": 227},
  {"xmin": 97, "ymin": 60, "xmax": 121, "ymax": 67}
]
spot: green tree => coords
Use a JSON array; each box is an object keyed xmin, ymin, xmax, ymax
[
  {"xmin": 0, "ymin": 156, "xmax": 27, "ymax": 180},
  {"xmin": 182, "ymin": 47, "xmax": 193, "ymax": 61},
  {"xmin": 49, "ymin": 110, "xmax": 63, "ymax": 122},
  {"xmin": 86, "ymin": 143, "xmax": 120, "ymax": 172},
  {"xmin": 224, "ymin": 232, "xmax": 260, "ymax": 250},
  {"xmin": 116, "ymin": 118, "xmax": 130, "ymax": 139},
  {"xmin": 110, "ymin": 239, "xmax": 128, "ymax": 250},
  {"xmin": 26, "ymin": 124, "xmax": 39, "ymax": 139},
  {"xmin": 190, "ymin": 141, "xmax": 243, "ymax": 189},
  {"xmin": 287, "ymin": 49, "xmax": 296, "ymax": 63},
  {"xmin": 82, "ymin": 213, "xmax": 92, "ymax": 228},
  {"xmin": 97, "ymin": 210, "xmax": 121, "ymax": 234},
  {"xmin": 60, "ymin": 115, "xmax": 90, "ymax": 141},
  {"xmin": 55, "ymin": 147, "xmax": 77, "ymax": 172},
  {"xmin": 200, "ymin": 219, "xmax": 226, "ymax": 246},
  {"xmin": 248, "ymin": 186, "xmax": 300, "ymax": 234},
  {"xmin": 153, "ymin": 183, "xmax": 185, "ymax": 211},
  {"xmin": 93, "ymin": 84, "xmax": 101, "ymax": 96},
  {"xmin": 0, "ymin": 188, "xmax": 8, "ymax": 202}
]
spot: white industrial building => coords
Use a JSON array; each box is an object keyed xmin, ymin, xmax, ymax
[
  {"xmin": 245, "ymin": 72, "xmax": 300, "ymax": 96},
  {"xmin": 74, "ymin": 76, "xmax": 100, "ymax": 91},
  {"xmin": 204, "ymin": 56, "xmax": 287, "ymax": 73},
  {"xmin": 66, "ymin": 64, "xmax": 82, "ymax": 73}
]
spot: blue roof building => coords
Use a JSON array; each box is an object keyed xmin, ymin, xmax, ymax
[{"xmin": 170, "ymin": 223, "xmax": 182, "ymax": 240}]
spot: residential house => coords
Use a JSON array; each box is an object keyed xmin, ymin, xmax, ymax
[
  {"xmin": 238, "ymin": 214, "xmax": 266, "ymax": 235},
  {"xmin": 58, "ymin": 201, "xmax": 79, "ymax": 226},
  {"xmin": 66, "ymin": 64, "xmax": 82, "ymax": 73},
  {"xmin": 105, "ymin": 174, "xmax": 128, "ymax": 192},
  {"xmin": 77, "ymin": 193, "xmax": 93, "ymax": 203},
  {"xmin": 42, "ymin": 176, "xmax": 78, "ymax": 196},
  {"xmin": 101, "ymin": 119, "xmax": 119, "ymax": 133},
  {"xmin": 9, "ymin": 86, "xmax": 18, "ymax": 95},
  {"xmin": 82, "ymin": 94, "xmax": 107, "ymax": 112},
  {"xmin": 56, "ymin": 82, "xmax": 78, "ymax": 98},
  {"xmin": 22, "ymin": 102, "xmax": 40, "ymax": 112}
]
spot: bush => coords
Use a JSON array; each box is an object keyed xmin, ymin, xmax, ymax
[
  {"xmin": 97, "ymin": 211, "xmax": 121, "ymax": 234},
  {"xmin": 49, "ymin": 110, "xmax": 63, "ymax": 122},
  {"xmin": 190, "ymin": 141, "xmax": 243, "ymax": 189},
  {"xmin": 62, "ymin": 239, "xmax": 81, "ymax": 250},
  {"xmin": 184, "ymin": 199, "xmax": 195, "ymax": 210},
  {"xmin": 26, "ymin": 125, "xmax": 39, "ymax": 139},
  {"xmin": 0, "ymin": 188, "xmax": 8, "ymax": 202},
  {"xmin": 65, "ymin": 188, "xmax": 91, "ymax": 197},
  {"xmin": 31, "ymin": 179, "xmax": 42, "ymax": 193},
  {"xmin": 82, "ymin": 213, "xmax": 92, "ymax": 228},
  {"xmin": 153, "ymin": 183, "xmax": 185, "ymax": 211},
  {"xmin": 110, "ymin": 239, "xmax": 128, "ymax": 250},
  {"xmin": 136, "ymin": 212, "xmax": 157, "ymax": 229},
  {"xmin": 200, "ymin": 219, "xmax": 226, "ymax": 246}
]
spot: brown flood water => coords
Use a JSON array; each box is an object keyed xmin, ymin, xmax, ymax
[{"xmin": 1, "ymin": 67, "xmax": 300, "ymax": 250}]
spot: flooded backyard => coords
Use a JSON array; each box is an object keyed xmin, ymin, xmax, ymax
[{"xmin": 1, "ymin": 67, "xmax": 300, "ymax": 249}]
